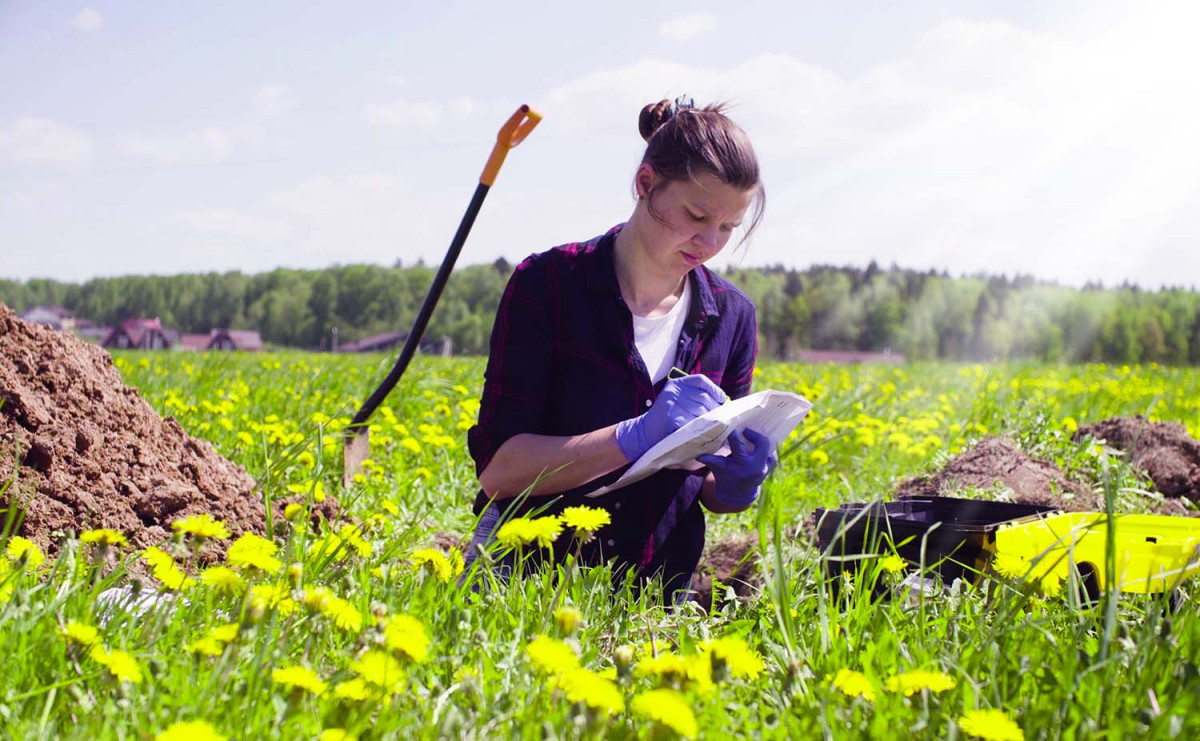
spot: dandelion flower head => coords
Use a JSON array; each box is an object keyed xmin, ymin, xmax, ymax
[
  {"xmin": 525, "ymin": 635, "xmax": 579, "ymax": 675},
  {"xmin": 272, "ymin": 664, "xmax": 328, "ymax": 695},
  {"xmin": 631, "ymin": 688, "xmax": 698, "ymax": 738},
  {"xmin": 6, "ymin": 536, "xmax": 45, "ymax": 568},
  {"xmin": 227, "ymin": 533, "xmax": 283, "ymax": 573},
  {"xmin": 172, "ymin": 514, "xmax": 230, "ymax": 540},
  {"xmin": 884, "ymin": 669, "xmax": 957, "ymax": 696},
  {"xmin": 959, "ymin": 708, "xmax": 1025, "ymax": 741},
  {"xmin": 832, "ymin": 668, "xmax": 876, "ymax": 701},
  {"xmin": 155, "ymin": 721, "xmax": 227, "ymax": 741},
  {"xmin": 384, "ymin": 613, "xmax": 429, "ymax": 662},
  {"xmin": 561, "ymin": 506, "xmax": 611, "ymax": 533}
]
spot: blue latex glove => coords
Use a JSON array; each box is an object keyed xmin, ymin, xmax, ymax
[
  {"xmin": 615, "ymin": 374, "xmax": 728, "ymax": 462},
  {"xmin": 697, "ymin": 428, "xmax": 777, "ymax": 509}
]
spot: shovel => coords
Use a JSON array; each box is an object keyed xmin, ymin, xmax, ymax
[{"xmin": 342, "ymin": 104, "xmax": 542, "ymax": 487}]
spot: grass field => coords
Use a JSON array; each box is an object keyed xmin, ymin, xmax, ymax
[{"xmin": 2, "ymin": 354, "xmax": 1199, "ymax": 740}]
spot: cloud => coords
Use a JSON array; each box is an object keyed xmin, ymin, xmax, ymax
[
  {"xmin": 659, "ymin": 12, "xmax": 717, "ymax": 42},
  {"xmin": 536, "ymin": 8, "xmax": 1200, "ymax": 287},
  {"xmin": 449, "ymin": 96, "xmax": 478, "ymax": 120},
  {"xmin": 255, "ymin": 85, "xmax": 292, "ymax": 117},
  {"xmin": 0, "ymin": 117, "xmax": 93, "ymax": 166},
  {"xmin": 71, "ymin": 7, "xmax": 104, "ymax": 32},
  {"xmin": 173, "ymin": 209, "xmax": 291, "ymax": 243},
  {"xmin": 363, "ymin": 99, "xmax": 444, "ymax": 128},
  {"xmin": 118, "ymin": 125, "xmax": 261, "ymax": 165}
]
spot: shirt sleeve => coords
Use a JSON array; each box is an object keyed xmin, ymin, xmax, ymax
[
  {"xmin": 467, "ymin": 255, "xmax": 555, "ymax": 478},
  {"xmin": 723, "ymin": 299, "xmax": 758, "ymax": 401}
]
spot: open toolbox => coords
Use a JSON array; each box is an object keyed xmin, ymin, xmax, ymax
[{"xmin": 815, "ymin": 495, "xmax": 1200, "ymax": 595}]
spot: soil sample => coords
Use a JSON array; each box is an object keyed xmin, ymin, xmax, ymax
[
  {"xmin": 689, "ymin": 533, "xmax": 761, "ymax": 611},
  {"xmin": 894, "ymin": 437, "xmax": 1100, "ymax": 511},
  {"xmin": 1075, "ymin": 416, "xmax": 1200, "ymax": 504},
  {"xmin": 0, "ymin": 302, "xmax": 265, "ymax": 557}
]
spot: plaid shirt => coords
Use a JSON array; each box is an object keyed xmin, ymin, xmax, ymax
[{"xmin": 467, "ymin": 223, "xmax": 758, "ymax": 595}]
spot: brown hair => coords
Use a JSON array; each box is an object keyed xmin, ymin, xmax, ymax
[{"xmin": 637, "ymin": 97, "xmax": 765, "ymax": 241}]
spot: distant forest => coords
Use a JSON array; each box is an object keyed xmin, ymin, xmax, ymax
[{"xmin": 4, "ymin": 260, "xmax": 1200, "ymax": 364}]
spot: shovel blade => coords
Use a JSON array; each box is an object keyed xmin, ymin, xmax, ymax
[{"xmin": 343, "ymin": 429, "xmax": 370, "ymax": 489}]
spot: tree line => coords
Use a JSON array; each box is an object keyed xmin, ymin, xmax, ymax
[{"xmin": 3, "ymin": 260, "xmax": 1199, "ymax": 364}]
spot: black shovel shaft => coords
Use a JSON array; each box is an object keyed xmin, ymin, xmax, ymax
[{"xmin": 347, "ymin": 181, "xmax": 491, "ymax": 432}]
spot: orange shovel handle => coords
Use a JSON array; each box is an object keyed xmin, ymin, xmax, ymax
[{"xmin": 480, "ymin": 104, "xmax": 542, "ymax": 187}]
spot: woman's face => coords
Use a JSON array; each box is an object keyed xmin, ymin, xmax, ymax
[{"xmin": 634, "ymin": 165, "xmax": 755, "ymax": 276}]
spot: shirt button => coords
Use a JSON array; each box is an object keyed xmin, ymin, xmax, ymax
[
  {"xmin": 644, "ymin": 399, "xmax": 652, "ymax": 408},
  {"xmin": 606, "ymin": 539, "xmax": 616, "ymax": 547},
  {"xmin": 613, "ymin": 502, "xmax": 622, "ymax": 511}
]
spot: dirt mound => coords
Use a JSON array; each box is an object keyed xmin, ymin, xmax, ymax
[
  {"xmin": 0, "ymin": 302, "xmax": 265, "ymax": 556},
  {"xmin": 689, "ymin": 534, "xmax": 761, "ymax": 611},
  {"xmin": 894, "ymin": 437, "xmax": 1101, "ymax": 511},
  {"xmin": 1075, "ymin": 416, "xmax": 1200, "ymax": 503}
]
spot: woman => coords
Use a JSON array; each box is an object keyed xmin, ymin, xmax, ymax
[{"xmin": 466, "ymin": 97, "xmax": 774, "ymax": 603}]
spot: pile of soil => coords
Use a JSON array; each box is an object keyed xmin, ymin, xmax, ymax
[
  {"xmin": 689, "ymin": 534, "xmax": 761, "ymax": 611},
  {"xmin": 894, "ymin": 437, "xmax": 1101, "ymax": 511},
  {"xmin": 1074, "ymin": 416, "xmax": 1200, "ymax": 504},
  {"xmin": 0, "ymin": 302, "xmax": 265, "ymax": 556}
]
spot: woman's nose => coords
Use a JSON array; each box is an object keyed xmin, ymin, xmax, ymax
[{"xmin": 693, "ymin": 226, "xmax": 719, "ymax": 251}]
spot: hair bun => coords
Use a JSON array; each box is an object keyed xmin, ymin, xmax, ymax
[{"xmin": 638, "ymin": 99, "xmax": 675, "ymax": 142}]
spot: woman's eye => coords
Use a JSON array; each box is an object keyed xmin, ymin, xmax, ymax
[{"xmin": 687, "ymin": 211, "xmax": 705, "ymax": 222}]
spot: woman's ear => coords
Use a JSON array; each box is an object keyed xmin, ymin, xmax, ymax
[{"xmin": 635, "ymin": 163, "xmax": 657, "ymax": 200}]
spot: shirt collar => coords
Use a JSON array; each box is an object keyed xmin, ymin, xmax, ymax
[{"xmin": 588, "ymin": 223, "xmax": 721, "ymax": 328}]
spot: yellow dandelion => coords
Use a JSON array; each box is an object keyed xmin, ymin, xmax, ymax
[
  {"xmin": 526, "ymin": 635, "xmax": 579, "ymax": 674},
  {"xmin": 155, "ymin": 720, "xmax": 227, "ymax": 741},
  {"xmin": 304, "ymin": 588, "xmax": 364, "ymax": 633},
  {"xmin": 6, "ymin": 536, "xmax": 45, "ymax": 568},
  {"xmin": 334, "ymin": 678, "xmax": 372, "ymax": 701},
  {"xmin": 495, "ymin": 519, "xmax": 536, "ymax": 549},
  {"xmin": 336, "ymin": 525, "xmax": 373, "ymax": 557},
  {"xmin": 528, "ymin": 516, "xmax": 564, "ymax": 548},
  {"xmin": 879, "ymin": 554, "xmax": 907, "ymax": 574},
  {"xmin": 80, "ymin": 529, "xmax": 128, "ymax": 547},
  {"xmin": 552, "ymin": 667, "xmax": 624, "ymax": 715},
  {"xmin": 959, "ymin": 708, "xmax": 1025, "ymax": 741},
  {"xmin": 884, "ymin": 669, "xmax": 957, "ymax": 696},
  {"xmin": 227, "ymin": 533, "xmax": 282, "ymax": 573},
  {"xmin": 171, "ymin": 514, "xmax": 230, "ymax": 541},
  {"xmin": 283, "ymin": 503, "xmax": 305, "ymax": 521},
  {"xmin": 210, "ymin": 623, "xmax": 240, "ymax": 643},
  {"xmin": 553, "ymin": 606, "xmax": 582, "ymax": 637},
  {"xmin": 185, "ymin": 635, "xmax": 225, "ymax": 657},
  {"xmin": 409, "ymin": 548, "xmax": 455, "ymax": 583},
  {"xmin": 272, "ymin": 664, "xmax": 327, "ymax": 695},
  {"xmin": 61, "ymin": 620, "xmax": 101, "ymax": 648},
  {"xmin": 90, "ymin": 646, "xmax": 143, "ymax": 684},
  {"xmin": 832, "ymin": 668, "xmax": 876, "ymax": 701},
  {"xmin": 142, "ymin": 547, "xmax": 195, "ymax": 591},
  {"xmin": 350, "ymin": 650, "xmax": 405, "ymax": 691},
  {"xmin": 701, "ymin": 636, "xmax": 766, "ymax": 680},
  {"xmin": 560, "ymin": 506, "xmax": 611, "ymax": 534},
  {"xmin": 248, "ymin": 583, "xmax": 297, "ymax": 617},
  {"xmin": 631, "ymin": 688, "xmax": 697, "ymax": 738},
  {"xmin": 199, "ymin": 566, "xmax": 245, "ymax": 596},
  {"xmin": 810, "ymin": 449, "xmax": 831, "ymax": 466},
  {"xmin": 992, "ymin": 551, "xmax": 1029, "ymax": 580},
  {"xmin": 318, "ymin": 730, "xmax": 357, "ymax": 741},
  {"xmin": 384, "ymin": 614, "xmax": 430, "ymax": 662}
]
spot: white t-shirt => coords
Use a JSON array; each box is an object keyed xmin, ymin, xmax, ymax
[{"xmin": 632, "ymin": 278, "xmax": 692, "ymax": 384}]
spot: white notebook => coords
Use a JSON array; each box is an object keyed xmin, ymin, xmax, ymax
[{"xmin": 587, "ymin": 389, "xmax": 814, "ymax": 497}]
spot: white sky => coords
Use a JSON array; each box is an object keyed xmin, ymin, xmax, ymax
[{"xmin": 3, "ymin": 1, "xmax": 1199, "ymax": 288}]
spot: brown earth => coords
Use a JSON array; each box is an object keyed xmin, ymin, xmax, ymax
[
  {"xmin": 1074, "ymin": 416, "xmax": 1200, "ymax": 504},
  {"xmin": 894, "ymin": 435, "xmax": 1196, "ymax": 517},
  {"xmin": 689, "ymin": 533, "xmax": 761, "ymax": 611},
  {"xmin": 0, "ymin": 302, "xmax": 266, "ymax": 557},
  {"xmin": 894, "ymin": 437, "xmax": 1100, "ymax": 511}
]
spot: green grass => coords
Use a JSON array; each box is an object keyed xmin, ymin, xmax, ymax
[{"xmin": 1, "ymin": 354, "xmax": 1199, "ymax": 739}]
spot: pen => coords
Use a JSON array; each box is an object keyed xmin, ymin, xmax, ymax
[{"xmin": 668, "ymin": 366, "xmax": 727, "ymax": 405}]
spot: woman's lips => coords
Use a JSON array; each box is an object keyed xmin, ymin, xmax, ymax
[{"xmin": 681, "ymin": 251, "xmax": 702, "ymax": 266}]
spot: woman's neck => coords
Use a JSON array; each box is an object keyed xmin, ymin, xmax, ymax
[{"xmin": 613, "ymin": 222, "xmax": 687, "ymax": 317}]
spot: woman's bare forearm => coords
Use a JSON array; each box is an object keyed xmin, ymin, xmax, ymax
[{"xmin": 477, "ymin": 424, "xmax": 630, "ymax": 500}]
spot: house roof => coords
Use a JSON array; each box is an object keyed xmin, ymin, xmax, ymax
[{"xmin": 795, "ymin": 349, "xmax": 906, "ymax": 364}]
